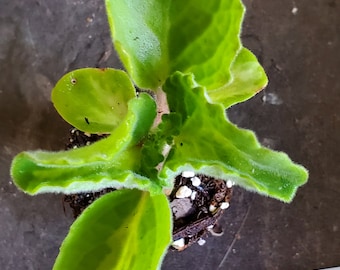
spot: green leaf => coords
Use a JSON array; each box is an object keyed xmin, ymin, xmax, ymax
[
  {"xmin": 208, "ymin": 47, "xmax": 268, "ymax": 108},
  {"xmin": 105, "ymin": 0, "xmax": 245, "ymax": 90},
  {"xmin": 10, "ymin": 94, "xmax": 160, "ymax": 195},
  {"xmin": 52, "ymin": 68, "xmax": 136, "ymax": 133},
  {"xmin": 160, "ymin": 72, "xmax": 308, "ymax": 202},
  {"xmin": 53, "ymin": 189, "xmax": 172, "ymax": 270}
]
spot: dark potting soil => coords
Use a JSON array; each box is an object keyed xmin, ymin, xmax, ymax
[
  {"xmin": 63, "ymin": 128, "xmax": 232, "ymax": 250},
  {"xmin": 169, "ymin": 175, "xmax": 232, "ymax": 250},
  {"xmin": 65, "ymin": 128, "xmax": 109, "ymax": 149}
]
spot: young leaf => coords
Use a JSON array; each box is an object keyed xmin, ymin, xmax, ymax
[
  {"xmin": 52, "ymin": 68, "xmax": 136, "ymax": 133},
  {"xmin": 208, "ymin": 47, "xmax": 268, "ymax": 108},
  {"xmin": 160, "ymin": 72, "xmax": 308, "ymax": 202},
  {"xmin": 53, "ymin": 189, "xmax": 172, "ymax": 270},
  {"xmin": 10, "ymin": 93, "xmax": 160, "ymax": 195},
  {"xmin": 105, "ymin": 0, "xmax": 245, "ymax": 90}
]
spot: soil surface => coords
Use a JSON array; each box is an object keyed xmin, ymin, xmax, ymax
[
  {"xmin": 170, "ymin": 175, "xmax": 232, "ymax": 250},
  {"xmin": 1, "ymin": 0, "xmax": 340, "ymax": 269}
]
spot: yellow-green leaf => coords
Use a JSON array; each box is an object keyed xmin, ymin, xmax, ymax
[
  {"xmin": 105, "ymin": 0, "xmax": 245, "ymax": 90},
  {"xmin": 208, "ymin": 47, "xmax": 268, "ymax": 108},
  {"xmin": 52, "ymin": 68, "xmax": 136, "ymax": 133},
  {"xmin": 53, "ymin": 190, "xmax": 172, "ymax": 270}
]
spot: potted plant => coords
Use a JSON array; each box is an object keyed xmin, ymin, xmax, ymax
[{"xmin": 10, "ymin": 0, "xmax": 308, "ymax": 269}]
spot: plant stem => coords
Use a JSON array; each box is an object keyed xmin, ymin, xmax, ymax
[{"xmin": 153, "ymin": 88, "xmax": 169, "ymax": 128}]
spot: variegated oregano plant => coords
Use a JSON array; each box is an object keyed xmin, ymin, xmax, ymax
[{"xmin": 10, "ymin": 0, "xmax": 308, "ymax": 269}]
